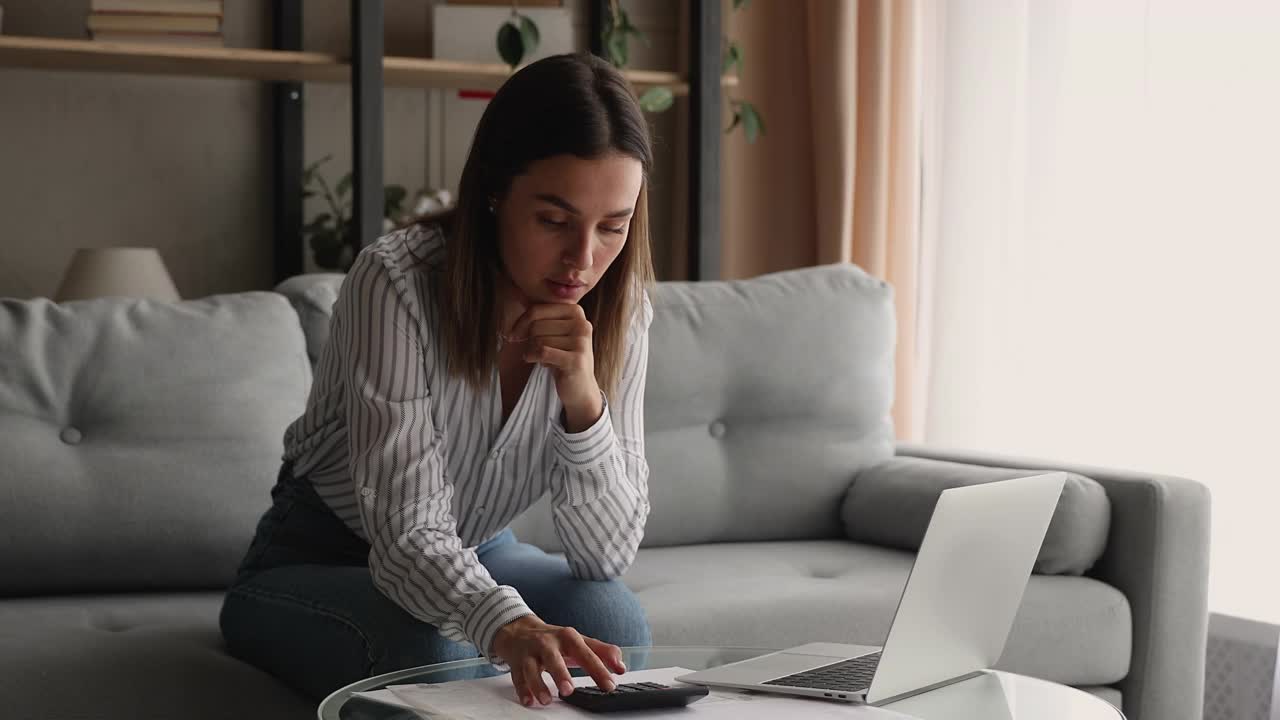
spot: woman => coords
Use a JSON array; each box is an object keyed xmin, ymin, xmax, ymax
[{"xmin": 220, "ymin": 52, "xmax": 655, "ymax": 708}]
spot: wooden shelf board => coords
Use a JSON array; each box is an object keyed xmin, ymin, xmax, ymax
[{"xmin": 0, "ymin": 36, "xmax": 738, "ymax": 95}]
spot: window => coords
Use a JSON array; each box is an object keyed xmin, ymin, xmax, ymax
[{"xmin": 926, "ymin": 0, "xmax": 1280, "ymax": 622}]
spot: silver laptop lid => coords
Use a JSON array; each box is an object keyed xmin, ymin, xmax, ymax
[{"xmin": 865, "ymin": 473, "xmax": 1066, "ymax": 705}]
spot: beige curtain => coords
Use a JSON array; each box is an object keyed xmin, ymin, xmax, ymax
[{"xmin": 719, "ymin": 0, "xmax": 927, "ymax": 441}]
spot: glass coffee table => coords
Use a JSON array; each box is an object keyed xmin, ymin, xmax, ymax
[{"xmin": 318, "ymin": 646, "xmax": 1125, "ymax": 719}]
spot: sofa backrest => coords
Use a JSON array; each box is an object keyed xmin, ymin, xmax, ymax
[
  {"xmin": 278, "ymin": 263, "xmax": 897, "ymax": 549},
  {"xmin": 0, "ymin": 294, "xmax": 310, "ymax": 596}
]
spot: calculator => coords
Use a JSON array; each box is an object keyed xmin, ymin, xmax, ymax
[{"xmin": 559, "ymin": 681, "xmax": 710, "ymax": 713}]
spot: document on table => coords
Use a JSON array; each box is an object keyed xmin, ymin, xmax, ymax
[{"xmin": 351, "ymin": 666, "xmax": 916, "ymax": 719}]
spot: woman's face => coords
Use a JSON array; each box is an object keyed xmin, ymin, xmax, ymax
[{"xmin": 495, "ymin": 152, "xmax": 643, "ymax": 306}]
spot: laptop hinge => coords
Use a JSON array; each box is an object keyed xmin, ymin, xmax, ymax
[{"xmin": 868, "ymin": 670, "xmax": 987, "ymax": 706}]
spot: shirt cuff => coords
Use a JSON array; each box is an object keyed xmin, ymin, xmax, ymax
[
  {"xmin": 463, "ymin": 585, "xmax": 535, "ymax": 666},
  {"xmin": 548, "ymin": 391, "xmax": 616, "ymax": 468}
]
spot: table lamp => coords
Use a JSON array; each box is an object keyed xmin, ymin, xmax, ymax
[{"xmin": 54, "ymin": 247, "xmax": 181, "ymax": 302}]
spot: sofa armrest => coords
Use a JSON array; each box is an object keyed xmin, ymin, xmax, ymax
[{"xmin": 897, "ymin": 443, "xmax": 1210, "ymax": 720}]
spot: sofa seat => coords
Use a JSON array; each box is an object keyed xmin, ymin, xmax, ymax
[
  {"xmin": 0, "ymin": 593, "xmax": 312, "ymax": 720},
  {"xmin": 626, "ymin": 540, "xmax": 1132, "ymax": 689},
  {"xmin": 0, "ymin": 540, "xmax": 1130, "ymax": 719}
]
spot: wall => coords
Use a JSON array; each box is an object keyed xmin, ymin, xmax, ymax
[{"xmin": 0, "ymin": 0, "xmax": 680, "ymax": 299}]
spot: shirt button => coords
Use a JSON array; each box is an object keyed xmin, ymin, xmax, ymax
[
  {"xmin": 360, "ymin": 487, "xmax": 373, "ymax": 497},
  {"xmin": 708, "ymin": 420, "xmax": 727, "ymax": 439},
  {"xmin": 476, "ymin": 506, "xmax": 487, "ymax": 514},
  {"xmin": 60, "ymin": 427, "xmax": 82, "ymax": 445}
]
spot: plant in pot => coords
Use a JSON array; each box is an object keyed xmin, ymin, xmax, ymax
[{"xmin": 302, "ymin": 155, "xmax": 408, "ymax": 272}]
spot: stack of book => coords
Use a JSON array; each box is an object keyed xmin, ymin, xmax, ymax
[{"xmin": 87, "ymin": 0, "xmax": 223, "ymax": 48}]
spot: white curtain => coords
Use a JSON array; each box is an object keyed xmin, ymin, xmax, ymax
[{"xmin": 925, "ymin": 0, "xmax": 1280, "ymax": 624}]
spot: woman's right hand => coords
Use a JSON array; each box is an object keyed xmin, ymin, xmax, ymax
[{"xmin": 491, "ymin": 615, "xmax": 627, "ymax": 706}]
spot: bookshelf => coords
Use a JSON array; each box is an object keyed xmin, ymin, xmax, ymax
[
  {"xmin": 0, "ymin": 36, "xmax": 736, "ymax": 94},
  {"xmin": 0, "ymin": 0, "xmax": 727, "ymax": 283}
]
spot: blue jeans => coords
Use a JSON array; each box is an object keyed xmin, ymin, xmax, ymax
[{"xmin": 219, "ymin": 462, "xmax": 651, "ymax": 701}]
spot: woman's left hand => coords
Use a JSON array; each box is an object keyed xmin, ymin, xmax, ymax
[{"xmin": 506, "ymin": 303, "xmax": 604, "ymax": 432}]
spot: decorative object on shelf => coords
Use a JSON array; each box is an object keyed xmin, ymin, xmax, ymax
[
  {"xmin": 495, "ymin": 5, "xmax": 540, "ymax": 70},
  {"xmin": 87, "ymin": 0, "xmax": 224, "ymax": 48},
  {"xmin": 410, "ymin": 188, "xmax": 455, "ymax": 220},
  {"xmin": 54, "ymin": 247, "xmax": 181, "ymax": 301},
  {"xmin": 301, "ymin": 155, "xmax": 450, "ymax": 272}
]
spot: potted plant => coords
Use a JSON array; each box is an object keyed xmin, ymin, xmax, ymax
[{"xmin": 301, "ymin": 155, "xmax": 408, "ymax": 271}]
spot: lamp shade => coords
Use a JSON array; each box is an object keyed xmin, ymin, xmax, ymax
[{"xmin": 54, "ymin": 247, "xmax": 181, "ymax": 302}]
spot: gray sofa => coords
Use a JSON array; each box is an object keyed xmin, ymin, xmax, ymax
[{"xmin": 0, "ymin": 263, "xmax": 1209, "ymax": 720}]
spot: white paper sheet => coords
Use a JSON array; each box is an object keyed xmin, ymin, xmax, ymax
[
  {"xmin": 350, "ymin": 689, "xmax": 430, "ymax": 716},
  {"xmin": 372, "ymin": 666, "xmax": 914, "ymax": 719}
]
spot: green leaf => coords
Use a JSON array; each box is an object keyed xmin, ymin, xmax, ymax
[
  {"xmin": 335, "ymin": 172, "xmax": 353, "ymax": 199},
  {"xmin": 303, "ymin": 213, "xmax": 333, "ymax": 232},
  {"xmin": 303, "ymin": 154, "xmax": 331, "ymax": 180},
  {"xmin": 739, "ymin": 101, "xmax": 764, "ymax": 144},
  {"xmin": 618, "ymin": 8, "xmax": 637, "ymax": 32},
  {"xmin": 497, "ymin": 21, "xmax": 524, "ymax": 68},
  {"xmin": 733, "ymin": 0, "xmax": 751, "ymax": 9},
  {"xmin": 638, "ymin": 86, "xmax": 674, "ymax": 113},
  {"xmin": 723, "ymin": 42, "xmax": 742, "ymax": 75},
  {"xmin": 725, "ymin": 109, "xmax": 742, "ymax": 134},
  {"xmin": 302, "ymin": 190, "xmax": 317, "ymax": 199},
  {"xmin": 518, "ymin": 15, "xmax": 540, "ymax": 57},
  {"xmin": 606, "ymin": 29, "xmax": 629, "ymax": 67},
  {"xmin": 618, "ymin": 10, "xmax": 648, "ymax": 47}
]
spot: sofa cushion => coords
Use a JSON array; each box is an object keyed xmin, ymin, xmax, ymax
[
  {"xmin": 0, "ymin": 294, "xmax": 310, "ymax": 595},
  {"xmin": 274, "ymin": 273, "xmax": 343, "ymax": 367},
  {"xmin": 632, "ymin": 265, "xmax": 898, "ymax": 546},
  {"xmin": 626, "ymin": 540, "xmax": 1132, "ymax": 687},
  {"xmin": 0, "ymin": 593, "xmax": 311, "ymax": 720},
  {"xmin": 842, "ymin": 457, "xmax": 1111, "ymax": 575}
]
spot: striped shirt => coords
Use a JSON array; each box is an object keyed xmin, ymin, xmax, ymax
[{"xmin": 281, "ymin": 224, "xmax": 653, "ymax": 661}]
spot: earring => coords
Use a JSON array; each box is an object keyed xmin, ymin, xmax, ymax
[{"xmin": 487, "ymin": 196, "xmax": 497, "ymax": 214}]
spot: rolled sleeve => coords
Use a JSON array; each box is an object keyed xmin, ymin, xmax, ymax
[{"xmin": 464, "ymin": 585, "xmax": 536, "ymax": 665}]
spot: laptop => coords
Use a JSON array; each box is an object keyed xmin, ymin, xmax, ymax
[{"xmin": 677, "ymin": 472, "xmax": 1067, "ymax": 706}]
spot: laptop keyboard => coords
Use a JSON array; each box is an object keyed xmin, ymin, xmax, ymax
[{"xmin": 763, "ymin": 652, "xmax": 882, "ymax": 692}]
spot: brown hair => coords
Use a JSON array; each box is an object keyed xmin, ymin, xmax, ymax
[{"xmin": 425, "ymin": 53, "xmax": 656, "ymax": 401}]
